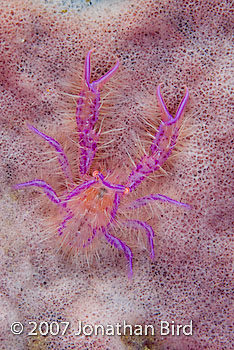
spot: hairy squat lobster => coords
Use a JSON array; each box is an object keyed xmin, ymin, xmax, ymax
[{"xmin": 14, "ymin": 49, "xmax": 190, "ymax": 278}]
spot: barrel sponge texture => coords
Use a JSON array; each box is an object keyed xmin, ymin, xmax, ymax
[{"xmin": 0, "ymin": 0, "xmax": 233, "ymax": 349}]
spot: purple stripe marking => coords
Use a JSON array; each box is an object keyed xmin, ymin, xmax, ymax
[
  {"xmin": 125, "ymin": 220, "xmax": 155, "ymax": 260},
  {"xmin": 13, "ymin": 180, "xmax": 61, "ymax": 205},
  {"xmin": 129, "ymin": 194, "xmax": 191, "ymax": 209},
  {"xmin": 85, "ymin": 49, "xmax": 93, "ymax": 88},
  {"xmin": 82, "ymin": 228, "xmax": 97, "ymax": 248},
  {"xmin": 92, "ymin": 58, "xmax": 119, "ymax": 90},
  {"xmin": 103, "ymin": 227, "xmax": 133, "ymax": 278},
  {"xmin": 65, "ymin": 180, "xmax": 96, "ymax": 201},
  {"xmin": 156, "ymin": 84, "xmax": 173, "ymax": 122},
  {"xmin": 107, "ymin": 192, "xmax": 120, "ymax": 227},
  {"xmin": 168, "ymin": 86, "xmax": 189, "ymax": 125},
  {"xmin": 27, "ymin": 124, "xmax": 72, "ymax": 181},
  {"xmin": 98, "ymin": 173, "xmax": 126, "ymax": 192},
  {"xmin": 58, "ymin": 208, "xmax": 73, "ymax": 236}
]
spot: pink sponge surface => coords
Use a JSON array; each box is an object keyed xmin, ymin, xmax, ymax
[{"xmin": 0, "ymin": 0, "xmax": 233, "ymax": 349}]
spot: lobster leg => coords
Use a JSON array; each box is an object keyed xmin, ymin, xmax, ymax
[
  {"xmin": 128, "ymin": 194, "xmax": 191, "ymax": 209},
  {"xmin": 127, "ymin": 85, "xmax": 189, "ymax": 191},
  {"xmin": 27, "ymin": 124, "xmax": 72, "ymax": 181},
  {"xmin": 124, "ymin": 220, "xmax": 155, "ymax": 260},
  {"xmin": 103, "ymin": 227, "xmax": 133, "ymax": 279},
  {"xmin": 13, "ymin": 180, "xmax": 61, "ymax": 205},
  {"xmin": 76, "ymin": 49, "xmax": 119, "ymax": 176}
]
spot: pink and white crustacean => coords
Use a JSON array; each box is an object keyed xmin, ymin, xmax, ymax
[{"xmin": 14, "ymin": 49, "xmax": 190, "ymax": 278}]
